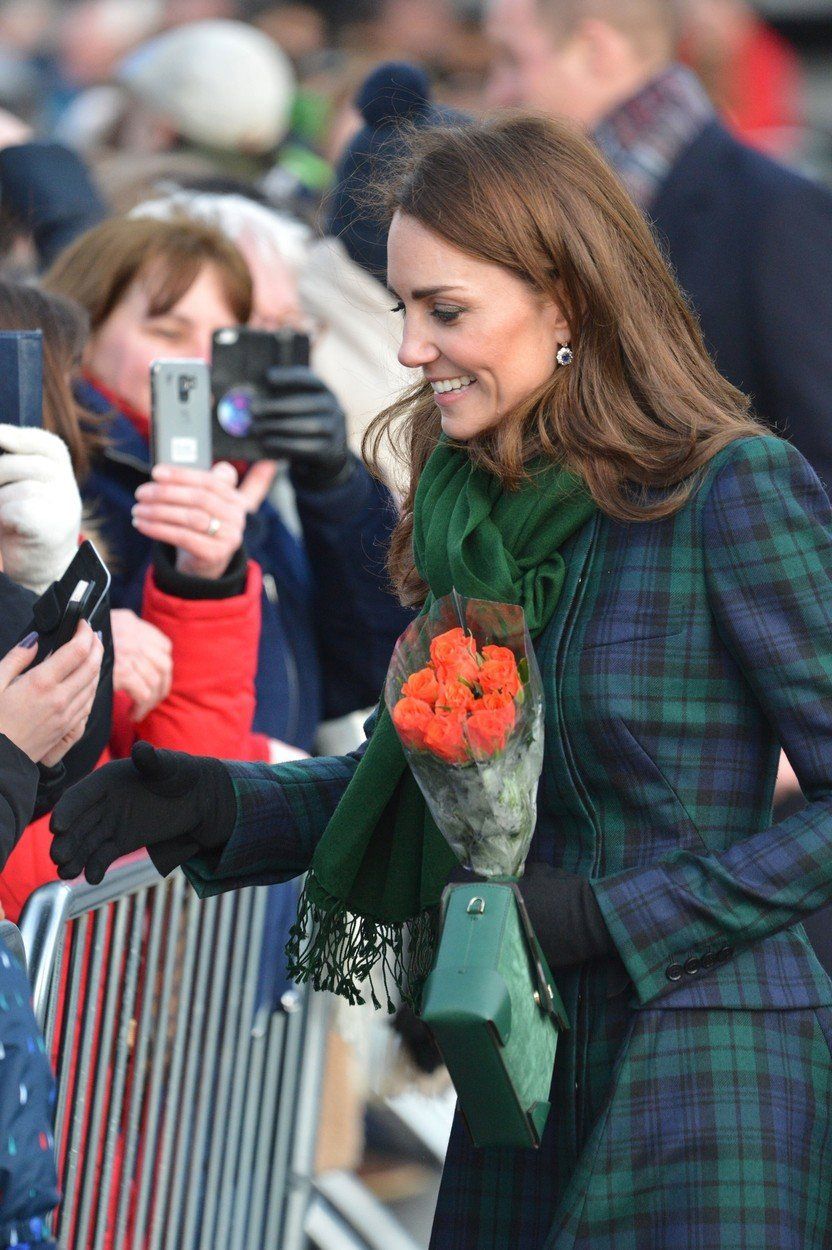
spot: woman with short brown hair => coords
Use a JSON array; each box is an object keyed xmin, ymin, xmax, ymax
[
  {"xmin": 52, "ymin": 115, "xmax": 832, "ymax": 1249},
  {"xmin": 42, "ymin": 209, "xmax": 411, "ymax": 757}
]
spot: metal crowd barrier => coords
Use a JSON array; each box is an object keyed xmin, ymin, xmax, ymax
[{"xmin": 19, "ymin": 856, "xmax": 329, "ymax": 1250}]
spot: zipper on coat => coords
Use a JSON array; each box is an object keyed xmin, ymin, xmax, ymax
[
  {"xmin": 263, "ymin": 573, "xmax": 300, "ymax": 741},
  {"xmin": 553, "ymin": 515, "xmax": 604, "ymax": 1149}
]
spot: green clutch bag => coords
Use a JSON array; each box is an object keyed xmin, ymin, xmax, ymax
[{"xmin": 419, "ymin": 880, "xmax": 568, "ymax": 1148}]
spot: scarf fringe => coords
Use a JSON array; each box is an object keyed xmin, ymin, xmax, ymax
[{"xmin": 285, "ymin": 876, "xmax": 437, "ymax": 1012}]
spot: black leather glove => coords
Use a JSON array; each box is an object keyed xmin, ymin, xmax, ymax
[
  {"xmin": 517, "ymin": 862, "xmax": 615, "ymax": 969},
  {"xmin": 49, "ymin": 741, "xmax": 237, "ymax": 885},
  {"xmin": 250, "ymin": 365, "xmax": 351, "ymax": 490},
  {"xmin": 392, "ymin": 1004, "xmax": 443, "ymax": 1075},
  {"xmin": 446, "ymin": 861, "xmax": 614, "ymax": 967}
]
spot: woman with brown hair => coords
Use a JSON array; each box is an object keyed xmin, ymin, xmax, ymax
[
  {"xmin": 0, "ymin": 275, "xmax": 267, "ymax": 925},
  {"xmin": 43, "ymin": 213, "xmax": 412, "ymax": 757},
  {"xmin": 51, "ymin": 115, "xmax": 832, "ymax": 1248}
]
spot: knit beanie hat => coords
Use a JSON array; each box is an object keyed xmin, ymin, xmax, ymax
[
  {"xmin": 326, "ymin": 62, "xmax": 464, "ymax": 283},
  {"xmin": 118, "ymin": 20, "xmax": 295, "ymax": 156}
]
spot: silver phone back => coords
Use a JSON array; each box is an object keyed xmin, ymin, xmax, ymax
[{"xmin": 150, "ymin": 359, "xmax": 212, "ymax": 470}]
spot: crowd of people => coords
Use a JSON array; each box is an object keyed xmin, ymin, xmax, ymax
[{"xmin": 0, "ymin": 0, "xmax": 829, "ymax": 1246}]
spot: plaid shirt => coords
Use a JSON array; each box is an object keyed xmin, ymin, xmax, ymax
[{"xmin": 187, "ymin": 435, "xmax": 832, "ymax": 1247}]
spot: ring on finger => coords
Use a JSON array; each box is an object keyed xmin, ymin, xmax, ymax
[{"xmin": 206, "ymin": 515, "xmax": 221, "ymax": 537}]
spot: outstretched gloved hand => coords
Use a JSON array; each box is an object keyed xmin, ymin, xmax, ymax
[
  {"xmin": 50, "ymin": 741, "xmax": 237, "ymax": 884},
  {"xmin": 250, "ymin": 366, "xmax": 351, "ymax": 490},
  {"xmin": 0, "ymin": 424, "xmax": 82, "ymax": 594}
]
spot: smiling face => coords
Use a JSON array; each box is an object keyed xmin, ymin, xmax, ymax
[{"xmin": 387, "ymin": 211, "xmax": 569, "ymax": 442}]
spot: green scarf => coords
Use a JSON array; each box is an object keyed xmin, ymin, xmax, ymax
[{"xmin": 286, "ymin": 440, "xmax": 596, "ymax": 1008}]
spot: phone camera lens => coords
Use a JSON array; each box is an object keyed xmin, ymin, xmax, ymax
[
  {"xmin": 178, "ymin": 374, "xmax": 196, "ymax": 403},
  {"xmin": 217, "ymin": 386, "xmax": 254, "ymax": 438}
]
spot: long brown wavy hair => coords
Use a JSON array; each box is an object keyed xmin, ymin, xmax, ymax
[{"xmin": 362, "ymin": 114, "xmax": 763, "ymax": 606}]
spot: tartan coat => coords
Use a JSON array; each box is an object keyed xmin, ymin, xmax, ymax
[{"xmin": 186, "ymin": 434, "xmax": 832, "ymax": 1249}]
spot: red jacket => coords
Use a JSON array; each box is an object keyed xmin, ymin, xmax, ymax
[{"xmin": 0, "ymin": 559, "xmax": 268, "ymax": 921}]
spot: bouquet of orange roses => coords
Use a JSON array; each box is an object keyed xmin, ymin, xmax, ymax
[{"xmin": 386, "ymin": 593, "xmax": 544, "ymax": 877}]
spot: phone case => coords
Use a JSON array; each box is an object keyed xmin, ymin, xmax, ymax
[
  {"xmin": 211, "ymin": 328, "xmax": 310, "ymax": 463},
  {"xmin": 17, "ymin": 541, "xmax": 111, "ymax": 667},
  {"xmin": 0, "ymin": 332, "xmax": 43, "ymax": 429},
  {"xmin": 150, "ymin": 359, "xmax": 212, "ymax": 470}
]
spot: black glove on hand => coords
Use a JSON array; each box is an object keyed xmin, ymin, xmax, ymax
[
  {"xmin": 49, "ymin": 741, "xmax": 237, "ymax": 885},
  {"xmin": 392, "ymin": 1004, "xmax": 443, "ymax": 1075},
  {"xmin": 517, "ymin": 862, "xmax": 615, "ymax": 969},
  {"xmin": 250, "ymin": 366, "xmax": 351, "ymax": 490}
]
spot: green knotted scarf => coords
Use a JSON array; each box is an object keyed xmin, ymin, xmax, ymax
[{"xmin": 286, "ymin": 439, "xmax": 596, "ymax": 1008}]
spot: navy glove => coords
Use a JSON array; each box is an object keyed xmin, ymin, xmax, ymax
[
  {"xmin": 250, "ymin": 365, "xmax": 351, "ymax": 490},
  {"xmin": 447, "ymin": 861, "xmax": 614, "ymax": 968},
  {"xmin": 517, "ymin": 862, "xmax": 614, "ymax": 968},
  {"xmin": 50, "ymin": 741, "xmax": 236, "ymax": 884}
]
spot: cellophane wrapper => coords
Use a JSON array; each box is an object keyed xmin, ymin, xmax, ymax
[{"xmin": 385, "ymin": 593, "xmax": 544, "ymax": 878}]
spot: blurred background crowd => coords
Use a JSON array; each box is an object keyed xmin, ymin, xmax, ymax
[
  {"xmin": 0, "ymin": 0, "xmax": 829, "ymax": 1245},
  {"xmin": 0, "ymin": 0, "xmax": 831, "ymax": 223}
]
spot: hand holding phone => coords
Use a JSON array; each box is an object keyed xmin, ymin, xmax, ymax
[
  {"xmin": 0, "ymin": 621, "xmax": 103, "ymax": 765},
  {"xmin": 211, "ymin": 327, "xmax": 310, "ymax": 464},
  {"xmin": 15, "ymin": 541, "xmax": 110, "ymax": 668},
  {"xmin": 246, "ymin": 365, "xmax": 350, "ymax": 489},
  {"xmin": 132, "ymin": 462, "xmax": 247, "ymax": 581},
  {"xmin": 0, "ymin": 424, "xmax": 83, "ymax": 595}
]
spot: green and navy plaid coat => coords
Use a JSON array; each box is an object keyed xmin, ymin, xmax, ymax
[{"xmin": 186, "ymin": 434, "xmax": 832, "ymax": 1249}]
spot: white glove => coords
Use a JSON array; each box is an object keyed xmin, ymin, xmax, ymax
[{"xmin": 0, "ymin": 425, "xmax": 82, "ymax": 594}]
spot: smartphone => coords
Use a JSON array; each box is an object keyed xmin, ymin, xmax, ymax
[
  {"xmin": 16, "ymin": 540, "xmax": 111, "ymax": 667},
  {"xmin": 0, "ymin": 331, "xmax": 42, "ymax": 429},
  {"xmin": 47, "ymin": 578, "xmax": 100, "ymax": 658},
  {"xmin": 211, "ymin": 327, "xmax": 310, "ymax": 463},
  {"xmin": 150, "ymin": 359, "xmax": 212, "ymax": 470}
]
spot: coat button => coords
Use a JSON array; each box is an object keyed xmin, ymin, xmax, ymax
[
  {"xmin": 683, "ymin": 957, "xmax": 700, "ymax": 976},
  {"xmin": 666, "ymin": 963, "xmax": 684, "ymax": 982},
  {"xmin": 701, "ymin": 952, "xmax": 717, "ymax": 970},
  {"xmin": 715, "ymin": 945, "xmax": 733, "ymax": 964}
]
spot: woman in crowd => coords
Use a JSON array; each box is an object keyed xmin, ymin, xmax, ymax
[
  {"xmin": 0, "ymin": 280, "xmax": 266, "ymax": 920},
  {"xmin": 43, "ymin": 214, "xmax": 412, "ymax": 758},
  {"xmin": 0, "ymin": 283, "xmax": 262, "ymax": 1250},
  {"xmin": 43, "ymin": 214, "xmax": 411, "ymax": 1028},
  {"xmin": 52, "ymin": 114, "xmax": 832, "ymax": 1248}
]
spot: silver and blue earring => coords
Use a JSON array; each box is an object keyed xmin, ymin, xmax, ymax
[{"xmin": 556, "ymin": 343, "xmax": 573, "ymax": 367}]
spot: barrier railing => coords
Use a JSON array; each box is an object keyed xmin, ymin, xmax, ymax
[{"xmin": 19, "ymin": 856, "xmax": 329, "ymax": 1250}]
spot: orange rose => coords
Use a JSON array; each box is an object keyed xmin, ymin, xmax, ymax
[
  {"xmin": 392, "ymin": 697, "xmax": 434, "ymax": 750},
  {"xmin": 401, "ymin": 666, "xmax": 439, "ymax": 705},
  {"xmin": 465, "ymin": 704, "xmax": 516, "ymax": 758},
  {"xmin": 478, "ymin": 689, "xmax": 515, "ymax": 710},
  {"xmin": 478, "ymin": 651, "xmax": 520, "ymax": 698},
  {"xmin": 423, "ymin": 712, "xmax": 469, "ymax": 764},
  {"xmin": 482, "ymin": 645, "xmax": 516, "ymax": 665},
  {"xmin": 435, "ymin": 678, "xmax": 476, "ymax": 715},
  {"xmin": 435, "ymin": 651, "xmax": 479, "ymax": 687},
  {"xmin": 429, "ymin": 627, "xmax": 477, "ymax": 668}
]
